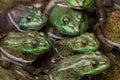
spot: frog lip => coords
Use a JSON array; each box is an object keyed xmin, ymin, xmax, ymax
[
  {"xmin": 7, "ymin": 12, "xmax": 28, "ymax": 32},
  {"xmin": 0, "ymin": 47, "xmax": 34, "ymax": 65},
  {"xmin": 7, "ymin": 12, "xmax": 44, "ymax": 32}
]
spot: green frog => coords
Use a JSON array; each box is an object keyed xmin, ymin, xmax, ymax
[
  {"xmin": 49, "ymin": 51, "xmax": 111, "ymax": 80},
  {"xmin": 0, "ymin": 31, "xmax": 52, "ymax": 80},
  {"xmin": 45, "ymin": 0, "xmax": 113, "ymax": 34},
  {"xmin": 55, "ymin": 33, "xmax": 100, "ymax": 57},
  {"xmin": 0, "ymin": 1, "xmax": 48, "ymax": 34},
  {"xmin": 49, "ymin": 5, "xmax": 88, "ymax": 36},
  {"xmin": 39, "ymin": 33, "xmax": 110, "ymax": 80},
  {"xmin": 7, "ymin": 3, "xmax": 48, "ymax": 31}
]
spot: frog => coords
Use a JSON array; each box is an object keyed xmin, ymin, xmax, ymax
[
  {"xmin": 0, "ymin": 31, "xmax": 52, "ymax": 80},
  {"xmin": 0, "ymin": 1, "xmax": 47, "ymax": 34},
  {"xmin": 92, "ymin": 51, "xmax": 120, "ymax": 80},
  {"xmin": 54, "ymin": 32, "xmax": 100, "ymax": 57},
  {"xmin": 45, "ymin": 0, "xmax": 114, "ymax": 28},
  {"xmin": 36, "ymin": 32, "xmax": 111, "ymax": 80},
  {"xmin": 48, "ymin": 51, "xmax": 111, "ymax": 80},
  {"xmin": 49, "ymin": 5, "xmax": 89, "ymax": 36}
]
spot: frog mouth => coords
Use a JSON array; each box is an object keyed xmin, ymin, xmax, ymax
[
  {"xmin": 0, "ymin": 47, "xmax": 34, "ymax": 66},
  {"xmin": 7, "ymin": 12, "xmax": 28, "ymax": 32}
]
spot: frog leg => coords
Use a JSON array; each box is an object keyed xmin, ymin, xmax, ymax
[
  {"xmin": 10, "ymin": 64, "xmax": 37, "ymax": 80},
  {"xmin": 93, "ymin": 23, "xmax": 113, "ymax": 52},
  {"xmin": 54, "ymin": 47, "xmax": 65, "ymax": 60},
  {"xmin": 7, "ymin": 12, "xmax": 29, "ymax": 32},
  {"xmin": 48, "ymin": 32, "xmax": 64, "ymax": 40}
]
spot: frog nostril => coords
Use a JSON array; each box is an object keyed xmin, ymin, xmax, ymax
[{"xmin": 26, "ymin": 16, "xmax": 32, "ymax": 22}]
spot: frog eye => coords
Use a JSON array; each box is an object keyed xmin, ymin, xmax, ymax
[
  {"xmin": 26, "ymin": 15, "xmax": 32, "ymax": 22},
  {"xmin": 81, "ymin": 40, "xmax": 88, "ymax": 46},
  {"xmin": 62, "ymin": 17, "xmax": 69, "ymax": 25},
  {"xmin": 32, "ymin": 41, "xmax": 38, "ymax": 48},
  {"xmin": 91, "ymin": 61, "xmax": 98, "ymax": 68}
]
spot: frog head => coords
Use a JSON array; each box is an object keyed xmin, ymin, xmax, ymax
[
  {"xmin": 65, "ymin": 0, "xmax": 94, "ymax": 9},
  {"xmin": 0, "ymin": 32, "xmax": 52, "ymax": 55},
  {"xmin": 19, "ymin": 9, "xmax": 47, "ymax": 31},
  {"xmin": 58, "ymin": 33, "xmax": 100, "ymax": 53},
  {"xmin": 50, "ymin": 51, "xmax": 111, "ymax": 80},
  {"xmin": 50, "ymin": 6, "xmax": 88, "ymax": 36}
]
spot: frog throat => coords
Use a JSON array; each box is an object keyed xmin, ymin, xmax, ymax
[{"xmin": 65, "ymin": 0, "xmax": 94, "ymax": 8}]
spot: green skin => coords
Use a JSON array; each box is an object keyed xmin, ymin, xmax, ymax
[
  {"xmin": 51, "ymin": 51, "xmax": 111, "ymax": 80},
  {"xmin": 19, "ymin": 9, "xmax": 47, "ymax": 30},
  {"xmin": 50, "ymin": 6, "xmax": 88, "ymax": 36},
  {"xmin": 0, "ymin": 31, "xmax": 52, "ymax": 55},
  {"xmin": 65, "ymin": 0, "xmax": 94, "ymax": 8},
  {"xmin": 56, "ymin": 33, "xmax": 100, "ymax": 53}
]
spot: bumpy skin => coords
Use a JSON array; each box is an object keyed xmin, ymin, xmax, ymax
[
  {"xmin": 55, "ymin": 33, "xmax": 99, "ymax": 54},
  {"xmin": 7, "ymin": 3, "xmax": 47, "ymax": 31},
  {"xmin": 103, "ymin": 9, "xmax": 120, "ymax": 44},
  {"xmin": 19, "ymin": 9, "xmax": 47, "ymax": 30},
  {"xmin": 65, "ymin": 0, "xmax": 94, "ymax": 9},
  {"xmin": 50, "ymin": 6, "xmax": 88, "ymax": 36},
  {"xmin": 50, "ymin": 51, "xmax": 111, "ymax": 80},
  {"xmin": 0, "ymin": 31, "xmax": 52, "ymax": 55}
]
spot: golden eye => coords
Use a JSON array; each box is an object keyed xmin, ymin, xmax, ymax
[{"xmin": 62, "ymin": 17, "xmax": 69, "ymax": 25}]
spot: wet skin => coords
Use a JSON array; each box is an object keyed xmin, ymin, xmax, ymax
[
  {"xmin": 0, "ymin": 31, "xmax": 52, "ymax": 80},
  {"xmin": 50, "ymin": 51, "xmax": 111, "ymax": 80},
  {"xmin": 0, "ymin": 31, "xmax": 52, "ymax": 55},
  {"xmin": 50, "ymin": 6, "xmax": 88, "ymax": 36},
  {"xmin": 55, "ymin": 33, "xmax": 100, "ymax": 54},
  {"xmin": 5, "ymin": 3, "xmax": 48, "ymax": 32},
  {"xmin": 19, "ymin": 9, "xmax": 47, "ymax": 30},
  {"xmin": 65, "ymin": 0, "xmax": 94, "ymax": 9}
]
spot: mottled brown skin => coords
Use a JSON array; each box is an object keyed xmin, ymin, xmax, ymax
[
  {"xmin": 103, "ymin": 9, "xmax": 120, "ymax": 44},
  {"xmin": 94, "ymin": 9, "xmax": 120, "ymax": 52}
]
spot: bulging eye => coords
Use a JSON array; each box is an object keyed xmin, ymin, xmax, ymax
[
  {"xmin": 62, "ymin": 17, "xmax": 69, "ymax": 25},
  {"xmin": 91, "ymin": 61, "xmax": 98, "ymax": 68},
  {"xmin": 32, "ymin": 40, "xmax": 38, "ymax": 48},
  {"xmin": 81, "ymin": 40, "xmax": 88, "ymax": 46},
  {"xmin": 26, "ymin": 15, "xmax": 32, "ymax": 22}
]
